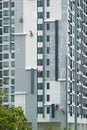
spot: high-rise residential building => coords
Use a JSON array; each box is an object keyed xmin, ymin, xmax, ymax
[
  {"xmin": 1, "ymin": 0, "xmax": 87, "ymax": 130},
  {"xmin": 0, "ymin": 0, "xmax": 15, "ymax": 108}
]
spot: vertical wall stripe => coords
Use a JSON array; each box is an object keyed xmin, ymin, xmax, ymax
[
  {"xmin": 55, "ymin": 20, "xmax": 58, "ymax": 81},
  {"xmin": 51, "ymin": 104, "xmax": 55, "ymax": 118},
  {"xmin": 31, "ymin": 69, "xmax": 34, "ymax": 94}
]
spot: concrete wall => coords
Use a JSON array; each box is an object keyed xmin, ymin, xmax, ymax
[
  {"xmin": 15, "ymin": 1, "xmax": 37, "ymax": 130},
  {"xmin": 15, "ymin": 34, "xmax": 37, "ymax": 130}
]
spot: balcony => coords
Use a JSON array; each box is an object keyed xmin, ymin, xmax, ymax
[
  {"xmin": 83, "ymin": 72, "xmax": 87, "ymax": 79},
  {"xmin": 82, "ymin": 93, "xmax": 87, "ymax": 99},
  {"xmin": 82, "ymin": 51, "xmax": 87, "ymax": 58}
]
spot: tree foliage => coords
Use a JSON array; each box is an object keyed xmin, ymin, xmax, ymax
[{"xmin": 0, "ymin": 89, "xmax": 32, "ymax": 130}]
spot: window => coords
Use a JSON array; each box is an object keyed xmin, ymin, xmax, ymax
[
  {"xmin": 3, "ymin": 88, "xmax": 9, "ymax": 93},
  {"xmin": 4, "ymin": 27, "xmax": 9, "ymax": 33},
  {"xmin": 37, "ymin": 95, "xmax": 43, "ymax": 101},
  {"xmin": 3, "ymin": 78, "xmax": 9, "ymax": 84},
  {"xmin": 47, "ymin": 47, "xmax": 50, "ymax": 54},
  {"xmin": 47, "ymin": 95, "xmax": 50, "ymax": 101},
  {"xmin": 11, "ymin": 43, "xmax": 15, "ymax": 50},
  {"xmin": 11, "ymin": 11, "xmax": 14, "ymax": 16},
  {"xmin": 47, "ymin": 71, "xmax": 50, "ymax": 77},
  {"xmin": 38, "ymin": 71, "xmax": 43, "ymax": 77},
  {"xmin": 11, "ymin": 95, "xmax": 14, "ymax": 102},
  {"xmin": 3, "ymin": 18, "xmax": 9, "ymax": 24},
  {"xmin": 3, "ymin": 36, "xmax": 9, "ymax": 42},
  {"xmin": 0, "ymin": 3, "xmax": 2, "ymax": 9},
  {"xmin": 4, "ymin": 53, "xmax": 9, "ymax": 59},
  {"xmin": 46, "ymin": 12, "xmax": 50, "ymax": 18},
  {"xmin": 3, "ymin": 62, "xmax": 9, "ymax": 67},
  {"xmin": 47, "ymin": 0, "xmax": 50, "ymax": 6},
  {"xmin": 0, "ymin": 20, "xmax": 2, "ymax": 26},
  {"xmin": 11, "ymin": 70, "xmax": 15, "ymax": 76},
  {"xmin": 37, "ymin": 36, "xmax": 43, "ymax": 42},
  {"xmin": 38, "ymin": 12, "xmax": 43, "ymax": 18},
  {"xmin": 37, "ymin": 1, "xmax": 43, "ymax": 7},
  {"xmin": 3, "ymin": 10, "xmax": 9, "ymax": 16},
  {"xmin": 0, "ymin": 63, "xmax": 2, "ymax": 69},
  {"xmin": 0, "ymin": 37, "xmax": 2, "ymax": 43},
  {"xmin": 47, "ymin": 35, "xmax": 50, "ymax": 42},
  {"xmin": 0, "ymin": 11, "xmax": 2, "ymax": 17},
  {"xmin": 11, "ymin": 61, "xmax": 15, "ymax": 67},
  {"xmin": 0, "ymin": 29, "xmax": 1, "ymax": 36},
  {"xmin": 0, "ymin": 71, "xmax": 2, "ymax": 77},
  {"xmin": 47, "ymin": 107, "xmax": 50, "ymax": 114},
  {"xmin": 37, "ymin": 107, "xmax": 43, "ymax": 114},
  {"xmin": 3, "ymin": 2, "xmax": 9, "ymax": 8},
  {"xmin": 11, "ymin": 2, "xmax": 14, "ymax": 7},
  {"xmin": 3, "ymin": 70, "xmax": 9, "ymax": 76},
  {"xmin": 46, "ymin": 59, "xmax": 50, "ymax": 65},
  {"xmin": 37, "ymin": 48, "xmax": 43, "ymax": 54},
  {"xmin": 11, "ymin": 19, "xmax": 15, "ymax": 24},
  {"xmin": 37, "ymin": 24, "xmax": 43, "ymax": 30},
  {"xmin": 11, "ymin": 86, "xmax": 15, "ymax": 93},
  {"xmin": 4, "ymin": 96, "xmax": 9, "ymax": 102},
  {"xmin": 37, "ymin": 83, "xmax": 43, "ymax": 89},
  {"xmin": 46, "ymin": 23, "xmax": 50, "ymax": 30},
  {"xmin": 3, "ymin": 45, "xmax": 9, "ymax": 50},
  {"xmin": 11, "ymin": 53, "xmax": 15, "ymax": 59},
  {"xmin": 11, "ymin": 27, "xmax": 15, "ymax": 33},
  {"xmin": 11, "ymin": 79, "xmax": 15, "ymax": 84},
  {"xmin": 11, "ymin": 35, "xmax": 15, "ymax": 41},
  {"xmin": 0, "ymin": 45, "xmax": 2, "ymax": 52},
  {"xmin": 37, "ymin": 59, "xmax": 43, "ymax": 65},
  {"xmin": 47, "ymin": 82, "xmax": 50, "ymax": 89},
  {"xmin": 0, "ymin": 55, "xmax": 1, "ymax": 61}
]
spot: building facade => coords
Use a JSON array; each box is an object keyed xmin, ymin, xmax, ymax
[
  {"xmin": 1, "ymin": 0, "xmax": 87, "ymax": 130},
  {"xmin": 0, "ymin": 0, "xmax": 15, "ymax": 107}
]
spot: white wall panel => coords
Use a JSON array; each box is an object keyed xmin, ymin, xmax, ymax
[
  {"xmin": 44, "ymin": 0, "xmax": 61, "ymax": 21},
  {"xmin": 23, "ymin": 0, "xmax": 37, "ymax": 69},
  {"xmin": 15, "ymin": 92, "xmax": 26, "ymax": 114}
]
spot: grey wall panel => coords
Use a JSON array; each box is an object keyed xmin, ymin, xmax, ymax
[
  {"xmin": 15, "ymin": 0, "xmax": 23, "ymax": 33},
  {"xmin": 15, "ymin": 35, "xmax": 37, "ymax": 130}
]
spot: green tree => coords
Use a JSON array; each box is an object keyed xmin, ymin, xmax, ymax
[{"xmin": 0, "ymin": 89, "xmax": 32, "ymax": 130}]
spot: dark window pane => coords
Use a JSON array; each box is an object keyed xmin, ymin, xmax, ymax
[
  {"xmin": 37, "ymin": 107, "xmax": 43, "ymax": 114},
  {"xmin": 0, "ymin": 37, "xmax": 2, "ymax": 43},
  {"xmin": 11, "ymin": 2, "xmax": 14, "ymax": 7},
  {"xmin": 37, "ymin": 83, "xmax": 43, "ymax": 89},
  {"xmin": 37, "ymin": 48, "xmax": 43, "ymax": 54},
  {"xmin": 0, "ymin": 28, "xmax": 2, "ymax": 35},
  {"xmin": 37, "ymin": 24, "xmax": 43, "ymax": 30},
  {"xmin": 47, "ymin": 107, "xmax": 50, "ymax": 114},
  {"xmin": 47, "ymin": 0, "xmax": 50, "ymax": 6},
  {"xmin": 0, "ymin": 3, "xmax": 2, "ymax": 9},
  {"xmin": 47, "ymin": 95, "xmax": 50, "ymax": 101},
  {"xmin": 47, "ymin": 12, "xmax": 50, "ymax": 18},
  {"xmin": 46, "ymin": 23, "xmax": 50, "ymax": 30},
  {"xmin": 0, "ymin": 20, "xmax": 2, "ymax": 26},
  {"xmin": 47, "ymin": 35, "xmax": 50, "ymax": 42},
  {"xmin": 0, "ymin": 11, "xmax": 2, "ymax": 17},
  {"xmin": 47, "ymin": 83, "xmax": 50, "ymax": 89},
  {"xmin": 38, "ymin": 12, "xmax": 43, "ymax": 18},
  {"xmin": 37, "ymin": 36, "xmax": 43, "ymax": 42},
  {"xmin": 37, "ymin": 95, "xmax": 43, "ymax": 101},
  {"xmin": 37, "ymin": 59, "xmax": 43, "ymax": 65},
  {"xmin": 3, "ymin": 2, "xmax": 9, "ymax": 8},
  {"xmin": 37, "ymin": 1, "xmax": 43, "ymax": 7}
]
